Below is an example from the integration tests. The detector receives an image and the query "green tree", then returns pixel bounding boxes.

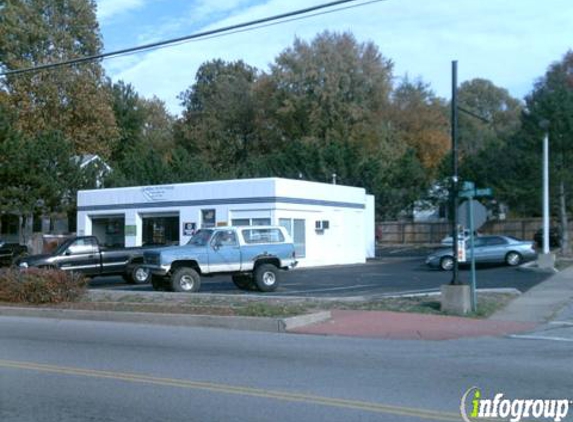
[0,0,118,158]
[524,51,573,254]
[177,59,261,175]
[0,117,82,243]
[110,81,175,163]
[457,78,522,157]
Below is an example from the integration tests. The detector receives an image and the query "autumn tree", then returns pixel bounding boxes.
[0,0,118,158]
[269,31,393,146]
[389,77,449,173]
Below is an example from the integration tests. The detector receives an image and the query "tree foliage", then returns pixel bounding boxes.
[457,78,522,157]
[0,109,81,217]
[0,0,118,158]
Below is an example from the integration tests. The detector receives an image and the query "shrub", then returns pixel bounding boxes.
[0,268,87,304]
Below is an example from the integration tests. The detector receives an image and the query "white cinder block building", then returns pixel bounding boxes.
[77,178,375,268]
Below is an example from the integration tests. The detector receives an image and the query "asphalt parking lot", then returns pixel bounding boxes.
[90,252,552,298]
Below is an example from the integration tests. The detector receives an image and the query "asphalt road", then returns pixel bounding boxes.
[90,256,552,297]
[1,316,572,422]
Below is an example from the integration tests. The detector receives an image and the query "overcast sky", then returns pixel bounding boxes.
[95,0,573,115]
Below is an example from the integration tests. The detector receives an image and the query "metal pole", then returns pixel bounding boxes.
[469,199,477,312]
[451,60,460,284]
[543,132,550,254]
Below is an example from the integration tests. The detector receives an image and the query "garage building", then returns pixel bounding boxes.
[77,177,375,268]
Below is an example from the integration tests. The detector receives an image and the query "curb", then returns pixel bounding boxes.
[0,305,331,333]
[516,260,559,274]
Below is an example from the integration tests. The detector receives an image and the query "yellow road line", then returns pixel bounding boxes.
[0,359,461,421]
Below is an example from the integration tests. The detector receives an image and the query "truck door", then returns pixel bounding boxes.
[57,238,100,276]
[208,230,242,272]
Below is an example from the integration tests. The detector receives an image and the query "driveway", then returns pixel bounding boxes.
[89,256,552,297]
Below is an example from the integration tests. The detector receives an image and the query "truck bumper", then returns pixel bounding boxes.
[285,260,298,270]
[145,265,170,276]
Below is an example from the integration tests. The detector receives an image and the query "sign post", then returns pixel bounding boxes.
[458,182,493,313]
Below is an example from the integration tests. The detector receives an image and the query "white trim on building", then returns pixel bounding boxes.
[77,177,375,268]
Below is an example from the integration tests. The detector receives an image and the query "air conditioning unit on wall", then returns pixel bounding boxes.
[315,220,330,232]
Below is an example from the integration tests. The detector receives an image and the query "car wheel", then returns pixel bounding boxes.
[253,264,280,292]
[232,274,256,291]
[171,268,201,293]
[505,251,522,266]
[440,256,454,271]
[127,265,150,285]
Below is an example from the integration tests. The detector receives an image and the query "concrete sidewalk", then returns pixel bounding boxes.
[290,265,573,340]
[490,265,573,323]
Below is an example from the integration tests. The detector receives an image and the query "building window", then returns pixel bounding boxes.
[279,218,306,258]
[231,217,271,227]
[202,209,216,228]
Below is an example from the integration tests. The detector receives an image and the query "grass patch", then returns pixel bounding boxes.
[234,302,309,318]
[313,292,517,319]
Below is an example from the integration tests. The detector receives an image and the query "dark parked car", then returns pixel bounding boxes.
[426,235,537,271]
[0,240,29,266]
[533,227,561,248]
[16,236,152,284]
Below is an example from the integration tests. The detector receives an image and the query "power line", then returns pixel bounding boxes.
[1,0,386,77]
[108,0,388,60]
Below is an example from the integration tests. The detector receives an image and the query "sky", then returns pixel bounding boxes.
[95,0,573,115]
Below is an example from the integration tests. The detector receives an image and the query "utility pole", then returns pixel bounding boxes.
[542,131,550,255]
[451,60,460,285]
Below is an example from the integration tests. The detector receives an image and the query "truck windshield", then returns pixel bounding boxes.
[53,238,76,255]
[186,230,213,247]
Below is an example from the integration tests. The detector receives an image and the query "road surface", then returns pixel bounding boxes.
[1,316,571,421]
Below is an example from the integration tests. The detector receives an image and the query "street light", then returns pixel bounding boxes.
[538,119,555,269]
[450,60,460,285]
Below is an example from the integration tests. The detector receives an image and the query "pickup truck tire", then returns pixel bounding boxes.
[253,264,280,292]
[171,268,201,293]
[126,265,151,284]
[232,274,256,291]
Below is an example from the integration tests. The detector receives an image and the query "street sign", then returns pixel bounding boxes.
[458,187,493,199]
[475,188,493,197]
[462,181,475,191]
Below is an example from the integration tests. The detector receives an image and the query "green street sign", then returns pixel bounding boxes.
[458,191,474,198]
[475,188,493,197]
[462,181,475,191]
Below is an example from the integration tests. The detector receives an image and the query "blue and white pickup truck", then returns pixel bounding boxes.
[143,226,297,293]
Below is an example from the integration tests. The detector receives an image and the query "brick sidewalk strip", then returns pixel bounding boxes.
[290,310,536,340]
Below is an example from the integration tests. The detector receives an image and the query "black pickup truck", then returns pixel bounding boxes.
[16,236,152,284]
[0,240,29,266]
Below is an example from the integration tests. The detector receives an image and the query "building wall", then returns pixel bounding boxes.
[78,178,373,268]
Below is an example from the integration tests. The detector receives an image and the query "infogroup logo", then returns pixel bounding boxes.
[460,387,571,422]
